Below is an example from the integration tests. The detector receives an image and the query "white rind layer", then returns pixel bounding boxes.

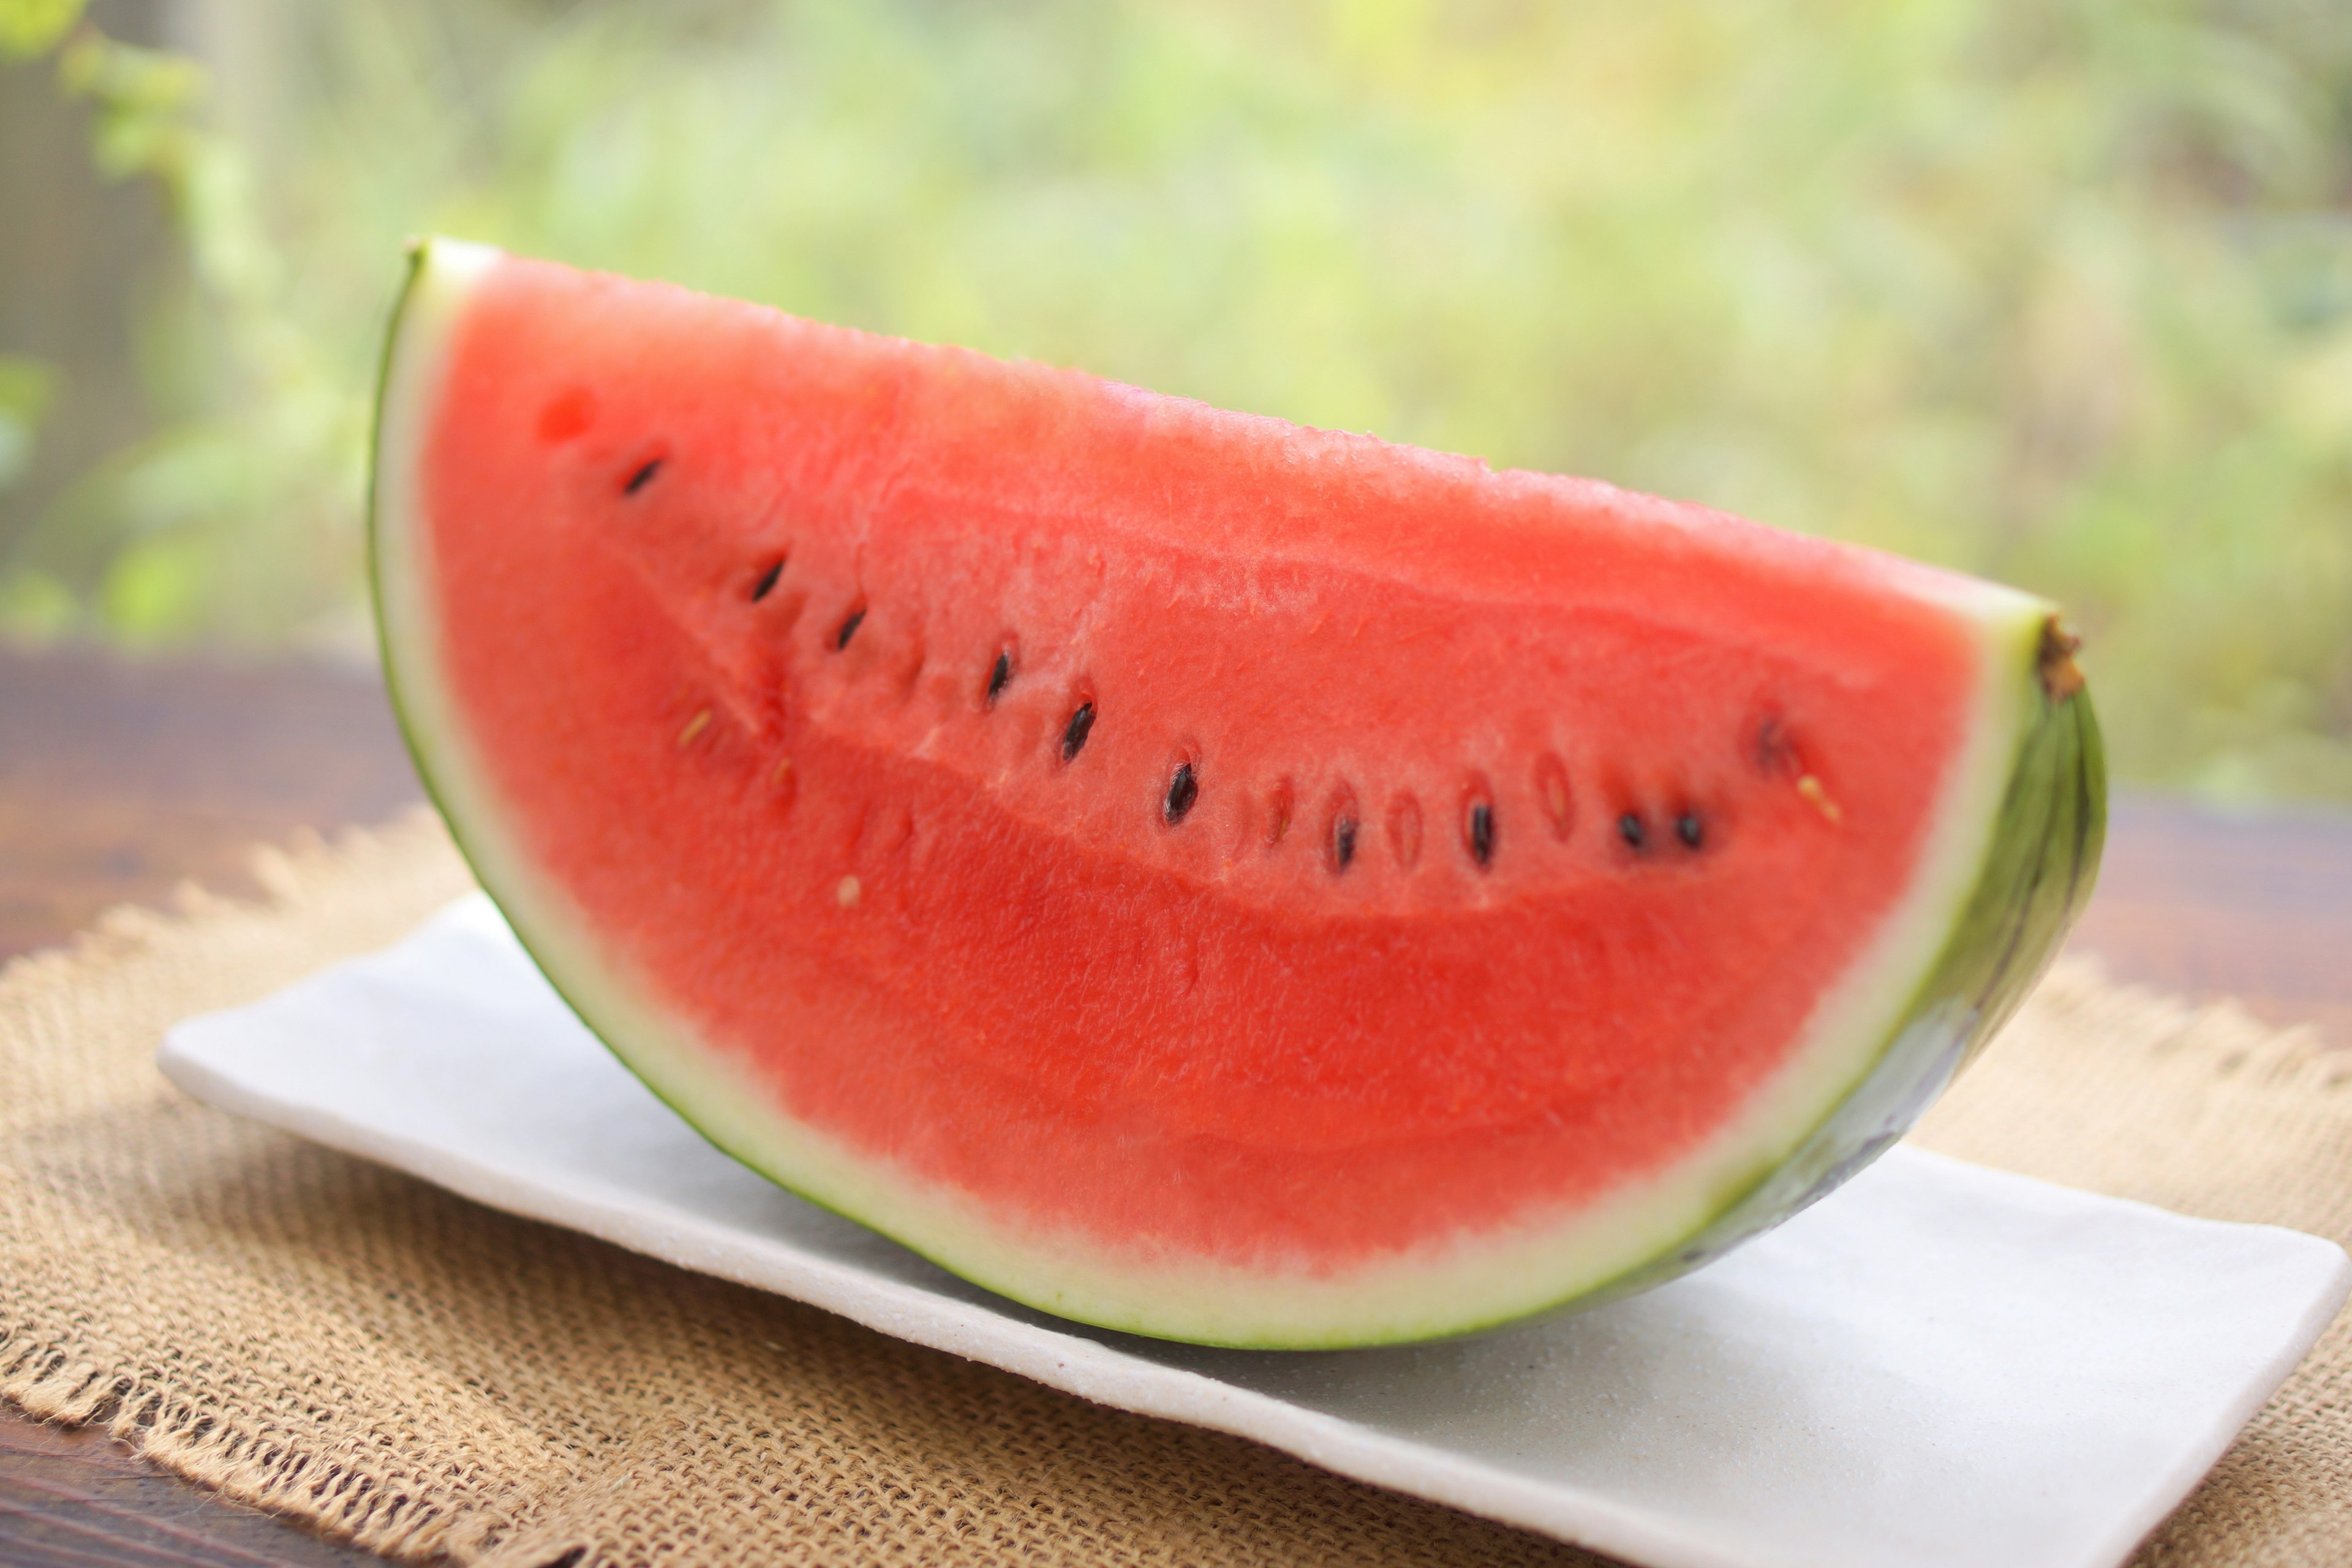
[372,238,2054,1347]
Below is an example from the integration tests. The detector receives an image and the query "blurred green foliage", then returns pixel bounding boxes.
[0,355,54,491]
[0,0,83,58]
[7,0,2351,799]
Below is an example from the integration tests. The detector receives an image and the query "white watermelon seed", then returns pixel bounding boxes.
[676,709,712,748]
[1387,794,1422,870]
[1798,774,1844,823]
[1536,754,1574,839]
[1265,780,1294,845]
[836,875,862,908]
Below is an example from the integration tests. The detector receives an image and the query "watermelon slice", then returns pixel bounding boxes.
[370,239,2102,1348]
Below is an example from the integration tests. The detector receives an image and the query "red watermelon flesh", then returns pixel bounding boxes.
[372,241,2101,1346]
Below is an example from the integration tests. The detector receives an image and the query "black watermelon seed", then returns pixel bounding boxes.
[1332,813,1359,873]
[834,608,865,650]
[750,560,783,601]
[1061,702,1096,763]
[1164,763,1199,824]
[622,458,662,496]
[1618,813,1647,850]
[1676,812,1704,849]
[986,650,1012,706]
[1468,801,1496,868]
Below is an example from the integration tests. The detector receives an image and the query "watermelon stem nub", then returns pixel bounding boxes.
[2037,617,2086,702]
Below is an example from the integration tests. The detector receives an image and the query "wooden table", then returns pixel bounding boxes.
[2,646,2348,1566]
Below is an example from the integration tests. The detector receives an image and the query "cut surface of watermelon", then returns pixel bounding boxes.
[371,239,2103,1347]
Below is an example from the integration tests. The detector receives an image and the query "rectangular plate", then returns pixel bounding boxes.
[159,895,2349,1568]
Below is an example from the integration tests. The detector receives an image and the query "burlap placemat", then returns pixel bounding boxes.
[2,812,2347,1567]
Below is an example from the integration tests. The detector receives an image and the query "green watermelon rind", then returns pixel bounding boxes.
[369,239,2106,1349]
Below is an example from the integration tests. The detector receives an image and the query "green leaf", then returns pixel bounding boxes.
[56,31,210,183]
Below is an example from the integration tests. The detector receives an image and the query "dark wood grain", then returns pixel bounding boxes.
[1,644,2348,1565]
[0,647,423,962]
[2068,796,2352,1051]
[0,1419,369,1568]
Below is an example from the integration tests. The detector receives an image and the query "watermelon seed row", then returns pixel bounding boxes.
[1618,809,1708,854]
[1152,760,1501,878]
[769,599,1723,878]
[970,644,1538,875]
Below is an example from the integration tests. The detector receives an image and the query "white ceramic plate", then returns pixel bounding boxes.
[159,895,2349,1568]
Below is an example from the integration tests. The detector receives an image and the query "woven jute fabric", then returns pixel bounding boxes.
[1,813,2347,1567]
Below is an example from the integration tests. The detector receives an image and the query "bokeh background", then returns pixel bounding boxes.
[5,0,2350,802]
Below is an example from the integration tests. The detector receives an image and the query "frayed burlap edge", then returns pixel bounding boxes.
[0,810,512,1561]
